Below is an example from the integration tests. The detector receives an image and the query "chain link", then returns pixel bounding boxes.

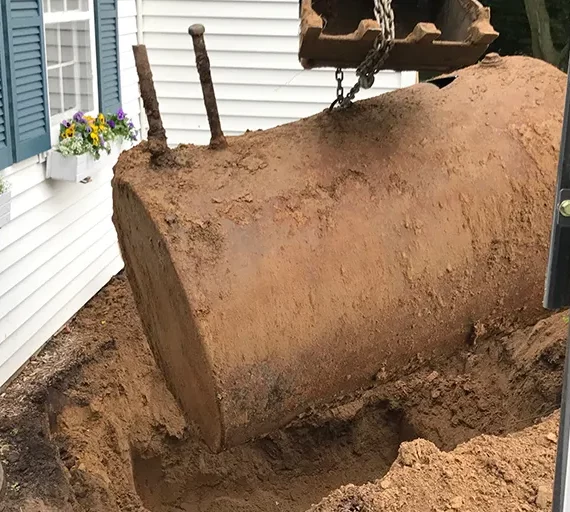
[330,0,395,110]
[329,68,345,110]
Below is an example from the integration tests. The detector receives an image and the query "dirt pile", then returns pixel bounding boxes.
[310,413,559,512]
[0,276,566,511]
[113,54,566,451]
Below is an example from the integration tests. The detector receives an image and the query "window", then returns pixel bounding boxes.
[43,0,98,127]
[0,0,121,169]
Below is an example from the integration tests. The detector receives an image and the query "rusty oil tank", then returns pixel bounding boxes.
[112,55,565,452]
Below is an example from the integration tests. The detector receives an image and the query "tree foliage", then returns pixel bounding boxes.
[483,0,569,70]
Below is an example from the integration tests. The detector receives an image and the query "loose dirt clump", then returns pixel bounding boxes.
[310,413,560,512]
[0,276,566,511]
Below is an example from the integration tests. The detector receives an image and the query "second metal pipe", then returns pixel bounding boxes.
[189,24,227,150]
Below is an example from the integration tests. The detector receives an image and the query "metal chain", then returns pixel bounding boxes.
[331,68,345,109]
[329,0,395,110]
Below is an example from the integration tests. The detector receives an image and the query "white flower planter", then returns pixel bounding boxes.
[46,140,132,183]
[0,189,11,229]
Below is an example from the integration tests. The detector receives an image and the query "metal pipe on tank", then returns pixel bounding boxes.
[189,24,228,150]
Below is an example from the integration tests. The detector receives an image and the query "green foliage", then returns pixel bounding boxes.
[106,108,138,144]
[547,0,570,52]
[0,175,8,195]
[483,0,532,57]
[482,0,569,70]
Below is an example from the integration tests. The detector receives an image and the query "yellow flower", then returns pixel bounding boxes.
[85,115,94,122]
[65,127,74,138]
[97,113,105,124]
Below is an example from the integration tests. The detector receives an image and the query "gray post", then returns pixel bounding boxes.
[545,56,570,512]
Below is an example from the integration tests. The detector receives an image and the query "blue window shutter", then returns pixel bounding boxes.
[0,6,13,170]
[95,0,121,114]
[4,0,51,163]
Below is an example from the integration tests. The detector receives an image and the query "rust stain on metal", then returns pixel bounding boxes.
[132,44,176,168]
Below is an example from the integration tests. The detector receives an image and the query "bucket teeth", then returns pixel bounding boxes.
[298,0,498,72]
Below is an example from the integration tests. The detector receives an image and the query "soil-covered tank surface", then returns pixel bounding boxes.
[0,274,566,511]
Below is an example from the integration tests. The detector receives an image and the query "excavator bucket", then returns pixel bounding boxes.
[299,0,499,71]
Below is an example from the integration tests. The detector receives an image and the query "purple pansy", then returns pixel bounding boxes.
[73,111,85,123]
[117,108,125,121]
[61,120,71,128]
[108,120,116,129]
[86,126,92,134]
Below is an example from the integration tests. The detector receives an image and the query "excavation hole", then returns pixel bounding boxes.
[132,400,417,512]
[126,317,563,512]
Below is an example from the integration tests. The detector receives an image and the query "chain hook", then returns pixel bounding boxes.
[359,74,375,90]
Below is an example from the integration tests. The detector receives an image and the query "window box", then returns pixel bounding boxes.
[0,188,11,229]
[46,139,131,183]
[46,108,138,183]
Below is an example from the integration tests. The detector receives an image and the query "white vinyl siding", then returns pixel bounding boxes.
[0,0,139,388]
[141,0,417,146]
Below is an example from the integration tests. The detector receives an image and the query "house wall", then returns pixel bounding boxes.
[0,0,140,388]
[140,0,417,146]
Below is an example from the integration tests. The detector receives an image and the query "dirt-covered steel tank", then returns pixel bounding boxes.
[112,55,565,452]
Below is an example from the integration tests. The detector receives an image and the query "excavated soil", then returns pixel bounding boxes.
[0,275,566,511]
[310,412,562,512]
